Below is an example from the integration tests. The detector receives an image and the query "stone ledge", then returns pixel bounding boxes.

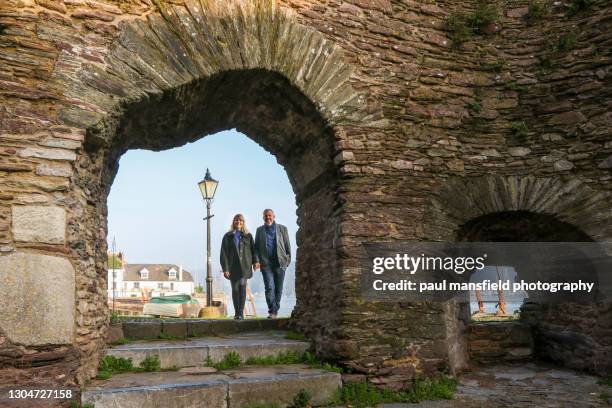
[118,318,291,340]
[106,331,309,369]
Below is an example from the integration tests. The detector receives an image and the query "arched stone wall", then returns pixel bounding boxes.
[0,0,378,389]
[1,0,611,396]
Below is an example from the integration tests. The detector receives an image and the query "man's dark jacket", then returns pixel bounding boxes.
[255,223,291,269]
[220,231,258,280]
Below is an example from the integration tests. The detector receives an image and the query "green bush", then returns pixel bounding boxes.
[480,59,506,72]
[99,355,133,374]
[245,350,302,366]
[212,351,242,370]
[528,0,549,23]
[553,31,578,52]
[447,1,499,45]
[447,14,473,45]
[109,311,120,325]
[139,355,161,372]
[568,0,593,15]
[405,377,458,402]
[284,331,308,341]
[510,121,529,141]
[331,377,458,407]
[292,389,312,408]
[598,376,612,387]
[466,0,499,33]
[70,402,95,408]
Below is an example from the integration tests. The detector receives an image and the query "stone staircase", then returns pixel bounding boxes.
[82,330,341,408]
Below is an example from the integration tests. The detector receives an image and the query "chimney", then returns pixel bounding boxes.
[179,265,183,281]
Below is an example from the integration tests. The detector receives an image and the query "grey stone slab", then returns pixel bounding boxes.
[82,371,229,408]
[0,251,74,345]
[122,321,162,340]
[227,365,341,407]
[162,320,188,337]
[83,364,340,408]
[11,205,66,244]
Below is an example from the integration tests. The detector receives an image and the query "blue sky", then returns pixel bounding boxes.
[107,129,298,290]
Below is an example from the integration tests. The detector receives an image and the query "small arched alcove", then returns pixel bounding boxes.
[427,176,611,375]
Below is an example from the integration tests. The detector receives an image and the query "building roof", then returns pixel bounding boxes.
[123,264,194,282]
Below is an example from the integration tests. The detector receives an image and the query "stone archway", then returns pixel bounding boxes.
[0,0,376,389]
[426,175,612,374]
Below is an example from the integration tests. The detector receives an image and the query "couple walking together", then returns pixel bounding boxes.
[220,209,291,320]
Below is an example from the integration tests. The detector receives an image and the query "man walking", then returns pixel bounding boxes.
[255,209,291,319]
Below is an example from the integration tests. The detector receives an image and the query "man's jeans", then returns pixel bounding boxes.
[261,265,285,315]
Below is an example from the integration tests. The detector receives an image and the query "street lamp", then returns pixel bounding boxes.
[198,168,219,307]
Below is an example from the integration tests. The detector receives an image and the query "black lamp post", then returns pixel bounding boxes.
[198,169,219,307]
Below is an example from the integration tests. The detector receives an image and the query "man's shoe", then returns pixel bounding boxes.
[270,313,277,319]
[237,315,244,320]
[233,316,240,320]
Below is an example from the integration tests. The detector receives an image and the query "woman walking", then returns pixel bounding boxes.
[220,214,259,320]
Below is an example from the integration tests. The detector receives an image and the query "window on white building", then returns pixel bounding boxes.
[168,268,177,280]
[134,282,140,289]
[158,282,164,289]
[170,283,174,291]
[140,268,149,280]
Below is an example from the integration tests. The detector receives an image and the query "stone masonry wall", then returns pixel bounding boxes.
[0,0,611,399]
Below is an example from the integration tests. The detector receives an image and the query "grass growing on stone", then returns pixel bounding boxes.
[158,330,185,341]
[510,121,530,142]
[97,355,134,379]
[111,337,131,345]
[567,0,593,15]
[598,376,612,386]
[551,31,579,53]
[206,350,343,373]
[244,404,281,408]
[527,0,549,23]
[447,0,499,45]
[97,355,164,379]
[210,351,243,370]
[292,389,313,408]
[284,331,309,341]
[329,377,457,407]
[245,350,303,365]
[139,355,161,372]
[70,402,95,408]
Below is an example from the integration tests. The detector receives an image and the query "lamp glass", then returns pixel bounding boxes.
[198,170,218,200]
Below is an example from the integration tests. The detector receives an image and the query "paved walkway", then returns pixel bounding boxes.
[378,363,611,407]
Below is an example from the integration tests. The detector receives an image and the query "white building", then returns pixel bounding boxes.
[108,263,195,299]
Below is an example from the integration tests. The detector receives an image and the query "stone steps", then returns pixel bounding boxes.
[116,317,291,341]
[106,331,309,369]
[82,365,341,408]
